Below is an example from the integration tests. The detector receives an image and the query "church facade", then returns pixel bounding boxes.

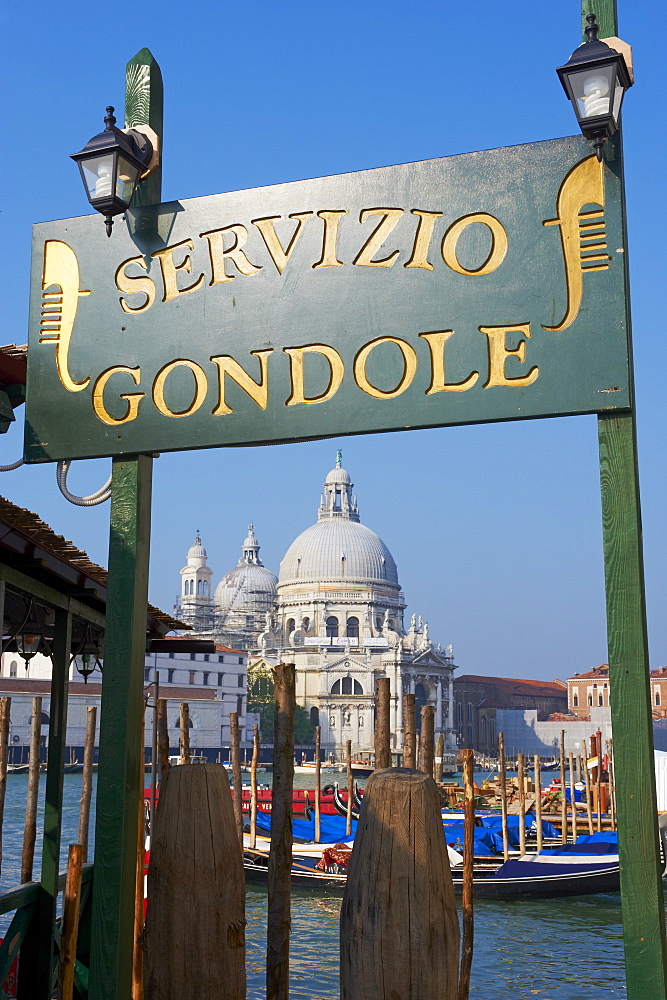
[175,455,458,753]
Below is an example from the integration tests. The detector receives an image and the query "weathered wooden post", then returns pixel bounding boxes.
[230,712,243,844]
[346,739,353,837]
[156,698,169,779]
[78,705,96,862]
[340,768,459,1000]
[568,751,577,843]
[421,705,435,777]
[596,729,603,833]
[250,723,260,849]
[314,725,322,843]
[559,730,567,843]
[459,749,475,1000]
[374,678,391,770]
[0,696,10,874]
[21,695,42,882]
[533,755,543,851]
[179,702,190,765]
[267,662,295,1000]
[403,693,416,769]
[498,732,509,861]
[435,733,444,783]
[59,843,84,1000]
[582,739,594,836]
[144,765,245,999]
[517,752,526,856]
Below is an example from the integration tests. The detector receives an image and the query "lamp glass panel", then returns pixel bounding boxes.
[567,64,615,120]
[80,153,116,203]
[116,156,141,204]
[612,80,625,124]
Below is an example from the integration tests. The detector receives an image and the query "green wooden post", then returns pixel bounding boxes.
[88,456,153,999]
[587,0,667,996]
[18,608,71,1000]
[88,51,161,1000]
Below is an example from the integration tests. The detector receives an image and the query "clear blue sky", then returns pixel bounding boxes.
[2,1,665,681]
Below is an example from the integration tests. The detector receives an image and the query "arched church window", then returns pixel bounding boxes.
[303,617,310,631]
[342,676,352,695]
[376,616,383,630]
[346,616,359,638]
[331,680,341,695]
[197,580,202,595]
[326,616,339,638]
[287,618,295,635]
[353,680,363,695]
[310,706,319,726]
[203,581,208,596]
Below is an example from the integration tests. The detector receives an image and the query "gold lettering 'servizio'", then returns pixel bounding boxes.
[200,225,262,284]
[116,256,157,313]
[353,209,404,267]
[441,214,508,276]
[152,240,206,302]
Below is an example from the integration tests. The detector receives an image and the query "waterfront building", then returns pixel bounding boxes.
[453,675,568,753]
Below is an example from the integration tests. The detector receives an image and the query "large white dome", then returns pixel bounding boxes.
[279,519,398,586]
[278,458,399,589]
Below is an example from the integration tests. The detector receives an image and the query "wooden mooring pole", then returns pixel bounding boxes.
[250,724,260,849]
[314,725,321,843]
[346,739,353,837]
[267,662,295,1000]
[533,755,543,852]
[230,712,243,845]
[157,698,169,779]
[374,677,391,770]
[144,765,245,1000]
[58,843,84,1000]
[568,751,577,845]
[459,749,475,1000]
[179,702,190,766]
[340,768,459,1000]
[421,705,435,777]
[0,696,10,875]
[403,693,416,769]
[517,753,526,857]
[78,705,96,863]
[559,730,567,843]
[21,695,42,882]
[498,732,509,861]
[582,739,594,836]
[435,733,444,783]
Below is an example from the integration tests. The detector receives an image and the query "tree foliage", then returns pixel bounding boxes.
[247,662,315,744]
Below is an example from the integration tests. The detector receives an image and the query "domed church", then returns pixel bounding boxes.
[175,453,457,754]
[258,452,456,753]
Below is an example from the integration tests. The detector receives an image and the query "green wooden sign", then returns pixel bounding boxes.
[25,134,629,462]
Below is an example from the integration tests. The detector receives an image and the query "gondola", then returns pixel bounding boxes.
[243,843,621,899]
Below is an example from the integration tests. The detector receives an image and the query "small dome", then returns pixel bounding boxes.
[188,534,206,559]
[213,524,277,613]
[214,562,278,611]
[324,466,351,485]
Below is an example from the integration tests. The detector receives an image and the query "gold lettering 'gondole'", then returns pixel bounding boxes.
[90,326,539,426]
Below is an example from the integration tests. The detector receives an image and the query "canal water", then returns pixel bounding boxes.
[1,773,628,998]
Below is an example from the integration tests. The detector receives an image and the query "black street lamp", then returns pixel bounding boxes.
[71,107,158,236]
[557,14,632,160]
